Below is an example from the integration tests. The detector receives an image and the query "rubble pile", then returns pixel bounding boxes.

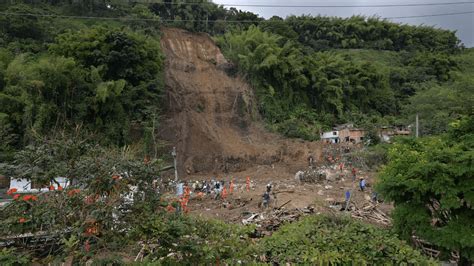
[351,202,391,226]
[295,169,326,183]
[241,204,315,235]
[295,167,343,183]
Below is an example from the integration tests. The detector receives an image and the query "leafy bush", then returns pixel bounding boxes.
[259,215,434,264]
[0,248,31,265]
[135,214,256,264]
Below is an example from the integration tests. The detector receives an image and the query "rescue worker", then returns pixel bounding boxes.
[262,191,270,208]
[351,167,357,181]
[359,177,366,192]
[221,185,228,200]
[266,183,272,193]
[214,181,222,200]
[229,179,234,194]
[344,190,351,211]
[180,196,189,213]
[308,154,314,169]
[184,184,191,198]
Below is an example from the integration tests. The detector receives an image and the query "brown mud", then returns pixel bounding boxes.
[158,28,391,227]
[159,27,321,177]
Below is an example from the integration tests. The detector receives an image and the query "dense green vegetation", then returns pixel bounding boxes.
[216,26,470,139]
[0,4,165,161]
[377,116,474,263]
[259,215,433,264]
[1,1,473,264]
[1,1,471,144]
[282,15,461,52]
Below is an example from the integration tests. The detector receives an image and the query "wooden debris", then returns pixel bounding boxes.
[350,203,391,226]
[241,206,315,235]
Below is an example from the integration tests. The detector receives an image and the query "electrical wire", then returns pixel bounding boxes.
[0,10,473,22]
[387,10,474,19]
[167,1,474,8]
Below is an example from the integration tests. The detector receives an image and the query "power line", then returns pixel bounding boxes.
[121,1,474,8]
[197,1,474,8]
[387,10,474,19]
[0,10,473,22]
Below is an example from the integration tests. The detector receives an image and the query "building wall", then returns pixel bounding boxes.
[321,130,340,143]
[339,129,366,143]
[321,131,339,139]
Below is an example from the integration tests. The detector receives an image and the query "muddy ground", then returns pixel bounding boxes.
[158,27,391,229]
[161,159,392,229]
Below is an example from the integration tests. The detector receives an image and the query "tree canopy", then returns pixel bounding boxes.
[0,25,164,160]
[376,115,474,262]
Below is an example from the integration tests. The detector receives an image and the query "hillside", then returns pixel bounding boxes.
[159,28,320,176]
[0,1,473,264]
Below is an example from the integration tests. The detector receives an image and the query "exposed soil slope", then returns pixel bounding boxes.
[159,28,320,177]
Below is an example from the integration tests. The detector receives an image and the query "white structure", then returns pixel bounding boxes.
[9,178,32,192]
[321,130,340,143]
[9,177,70,193]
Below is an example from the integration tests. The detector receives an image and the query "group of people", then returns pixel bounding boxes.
[176,176,252,202]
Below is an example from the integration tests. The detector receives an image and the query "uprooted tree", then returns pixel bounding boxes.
[376,115,474,264]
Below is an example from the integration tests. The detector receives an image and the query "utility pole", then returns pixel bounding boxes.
[416,114,419,138]
[171,147,178,183]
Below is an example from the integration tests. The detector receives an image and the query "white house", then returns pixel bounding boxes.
[321,130,340,143]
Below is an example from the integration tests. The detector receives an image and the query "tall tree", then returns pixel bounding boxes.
[376,115,474,263]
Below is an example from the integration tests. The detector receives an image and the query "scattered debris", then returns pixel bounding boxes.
[351,203,391,226]
[241,206,315,235]
[296,169,327,183]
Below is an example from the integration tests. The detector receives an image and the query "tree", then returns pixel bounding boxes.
[376,115,474,263]
[0,131,164,253]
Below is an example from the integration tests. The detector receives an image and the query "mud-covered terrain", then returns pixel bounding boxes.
[159,28,320,177]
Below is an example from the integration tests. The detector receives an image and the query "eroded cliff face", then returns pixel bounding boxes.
[159,27,320,176]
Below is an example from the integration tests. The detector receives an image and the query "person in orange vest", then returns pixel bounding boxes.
[180,196,189,213]
[197,191,205,200]
[229,179,234,194]
[184,184,191,198]
[221,186,227,200]
[246,176,250,192]
[351,167,357,181]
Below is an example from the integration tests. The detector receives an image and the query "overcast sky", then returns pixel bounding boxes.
[213,0,474,47]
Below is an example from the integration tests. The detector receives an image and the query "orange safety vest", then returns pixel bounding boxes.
[229,181,234,194]
[180,197,189,213]
[222,186,227,199]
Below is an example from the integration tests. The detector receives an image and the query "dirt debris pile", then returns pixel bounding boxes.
[159,27,320,176]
